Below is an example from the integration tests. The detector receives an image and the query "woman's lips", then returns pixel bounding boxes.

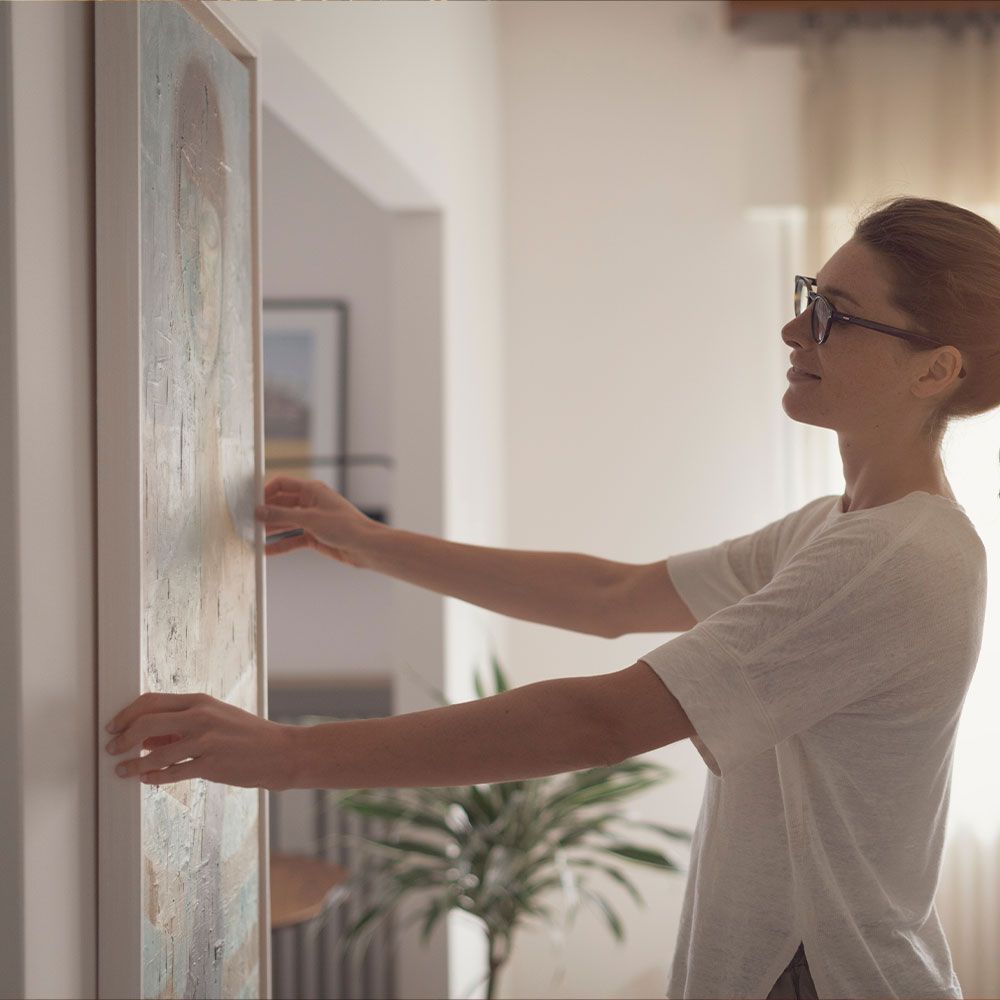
[787,367,820,381]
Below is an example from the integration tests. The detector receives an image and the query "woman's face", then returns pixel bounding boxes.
[780,238,934,436]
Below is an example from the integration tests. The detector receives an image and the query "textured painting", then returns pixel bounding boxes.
[139,2,260,996]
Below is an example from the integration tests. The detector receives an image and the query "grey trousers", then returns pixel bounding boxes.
[766,942,819,999]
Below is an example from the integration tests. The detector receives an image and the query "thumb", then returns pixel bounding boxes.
[256,503,317,527]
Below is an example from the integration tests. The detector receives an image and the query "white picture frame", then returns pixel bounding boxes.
[95,2,270,996]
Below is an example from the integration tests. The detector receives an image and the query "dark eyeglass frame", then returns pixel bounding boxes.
[794,275,965,379]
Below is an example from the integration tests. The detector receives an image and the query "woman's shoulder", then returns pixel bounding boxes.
[803,491,986,589]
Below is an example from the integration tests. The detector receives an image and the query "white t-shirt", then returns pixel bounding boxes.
[638,491,987,1000]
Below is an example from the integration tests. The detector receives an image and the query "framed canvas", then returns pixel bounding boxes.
[262,299,349,495]
[95,2,271,997]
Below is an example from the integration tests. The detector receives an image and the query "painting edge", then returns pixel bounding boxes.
[95,2,270,996]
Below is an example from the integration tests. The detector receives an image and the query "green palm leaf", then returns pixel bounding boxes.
[489,652,509,694]
[588,841,682,871]
[338,894,399,959]
[509,886,558,921]
[566,857,645,908]
[551,774,667,811]
[535,760,669,821]
[473,667,488,701]
[579,886,625,942]
[330,790,453,835]
[349,833,453,862]
[519,874,563,898]
[419,894,452,944]
[466,782,502,825]
[554,813,615,848]
[614,817,693,842]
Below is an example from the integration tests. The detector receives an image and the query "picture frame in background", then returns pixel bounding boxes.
[96,2,271,996]
[261,299,392,523]
[262,298,349,495]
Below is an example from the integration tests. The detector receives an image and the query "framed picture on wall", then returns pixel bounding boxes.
[95,2,271,997]
[262,299,349,495]
[261,299,392,522]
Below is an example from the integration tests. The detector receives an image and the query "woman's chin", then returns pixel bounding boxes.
[781,395,828,428]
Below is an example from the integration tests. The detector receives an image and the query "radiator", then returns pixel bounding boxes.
[269,681,398,1000]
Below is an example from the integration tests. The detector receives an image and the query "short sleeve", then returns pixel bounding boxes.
[641,510,933,777]
[666,503,817,622]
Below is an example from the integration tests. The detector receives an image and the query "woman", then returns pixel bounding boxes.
[106,197,1000,999]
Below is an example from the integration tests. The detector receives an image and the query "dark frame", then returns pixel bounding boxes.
[262,297,394,522]
[262,297,351,493]
[794,275,966,378]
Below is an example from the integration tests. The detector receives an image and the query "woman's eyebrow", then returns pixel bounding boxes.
[814,274,862,309]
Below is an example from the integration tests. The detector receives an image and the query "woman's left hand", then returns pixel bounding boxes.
[104,692,299,790]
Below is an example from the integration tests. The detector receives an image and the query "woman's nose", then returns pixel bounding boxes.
[781,312,811,349]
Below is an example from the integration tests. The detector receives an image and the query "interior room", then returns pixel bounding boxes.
[3,1,999,998]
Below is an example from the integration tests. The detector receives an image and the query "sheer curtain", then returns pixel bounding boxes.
[794,10,1000,996]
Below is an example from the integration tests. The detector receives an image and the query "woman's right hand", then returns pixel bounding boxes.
[255,476,378,568]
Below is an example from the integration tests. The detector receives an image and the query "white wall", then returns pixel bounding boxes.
[260,107,397,683]
[3,3,97,997]
[498,3,801,997]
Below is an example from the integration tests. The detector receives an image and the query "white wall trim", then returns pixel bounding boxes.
[245,29,437,213]
[94,5,146,994]
[0,2,25,995]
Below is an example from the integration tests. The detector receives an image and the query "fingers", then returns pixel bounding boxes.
[257,496,326,556]
[113,738,201,780]
[256,501,300,525]
[264,476,308,501]
[105,691,209,737]
[263,477,325,509]
[263,533,308,556]
[105,706,206,755]
[256,493,304,525]
[255,502,309,524]
[143,733,184,750]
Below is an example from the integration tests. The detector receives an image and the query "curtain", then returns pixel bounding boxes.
[795,10,1000,996]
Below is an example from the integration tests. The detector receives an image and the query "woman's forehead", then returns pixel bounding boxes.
[818,240,892,311]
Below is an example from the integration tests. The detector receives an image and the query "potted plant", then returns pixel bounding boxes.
[317,654,691,1000]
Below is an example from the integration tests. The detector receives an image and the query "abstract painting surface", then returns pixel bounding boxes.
[139,3,259,996]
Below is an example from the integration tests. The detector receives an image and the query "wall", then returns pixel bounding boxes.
[260,107,396,683]
[3,2,97,997]
[498,3,801,997]
[260,103,455,997]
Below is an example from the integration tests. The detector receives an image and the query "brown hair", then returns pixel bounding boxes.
[852,196,1000,443]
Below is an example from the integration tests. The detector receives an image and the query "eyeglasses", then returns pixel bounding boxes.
[794,275,965,378]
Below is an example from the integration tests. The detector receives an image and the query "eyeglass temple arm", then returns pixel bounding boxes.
[797,276,967,379]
